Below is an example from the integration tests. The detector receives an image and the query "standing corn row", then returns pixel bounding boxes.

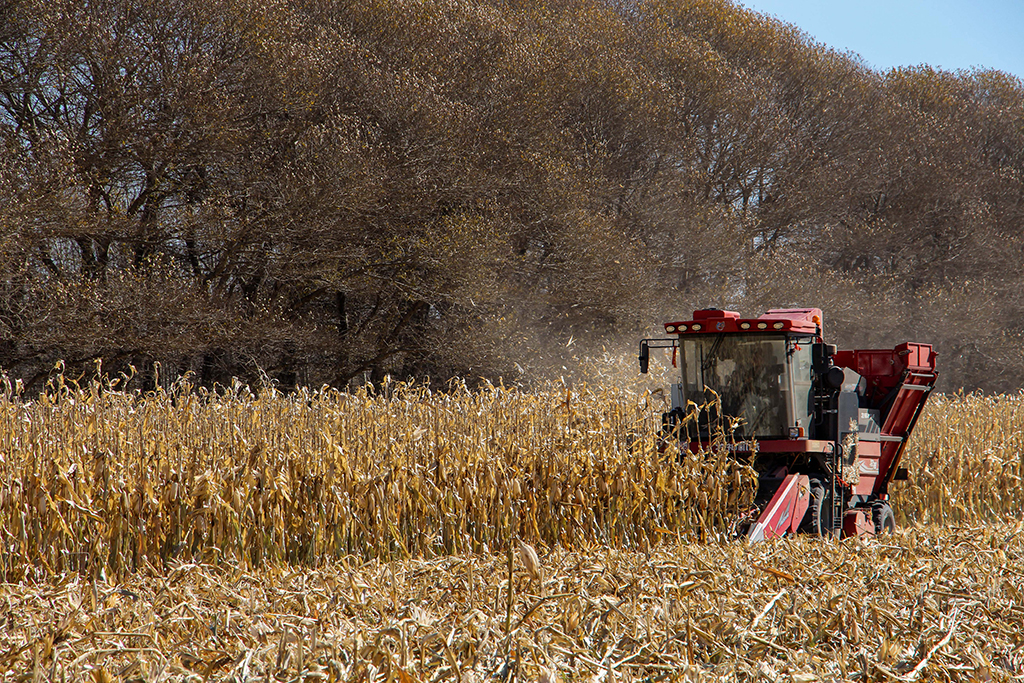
[894,392,1024,524]
[0,376,755,578]
[1,375,1018,579]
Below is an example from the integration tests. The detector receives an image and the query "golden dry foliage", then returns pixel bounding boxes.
[2,374,1022,580]
[0,376,756,577]
[0,526,1021,681]
[896,392,1024,525]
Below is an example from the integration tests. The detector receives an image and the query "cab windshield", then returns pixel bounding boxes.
[680,335,790,439]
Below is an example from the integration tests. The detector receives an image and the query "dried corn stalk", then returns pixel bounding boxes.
[0,375,754,576]
[0,374,1018,578]
[0,525,1019,681]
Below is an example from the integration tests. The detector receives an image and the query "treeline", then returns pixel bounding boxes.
[1,0,1022,392]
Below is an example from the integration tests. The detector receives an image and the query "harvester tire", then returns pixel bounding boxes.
[799,478,826,536]
[873,503,896,534]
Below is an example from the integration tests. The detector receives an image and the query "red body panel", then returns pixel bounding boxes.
[756,439,833,454]
[686,439,834,455]
[665,308,823,336]
[843,509,874,537]
[748,474,810,542]
[853,440,882,495]
[834,343,937,496]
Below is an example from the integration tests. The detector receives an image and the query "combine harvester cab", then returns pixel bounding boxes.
[639,308,937,540]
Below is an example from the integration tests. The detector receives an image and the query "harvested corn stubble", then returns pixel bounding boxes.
[0,525,1021,681]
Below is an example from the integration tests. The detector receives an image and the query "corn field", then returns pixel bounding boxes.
[0,375,759,579]
[892,392,1024,524]
[2,377,1024,680]
[1,527,1021,681]
[1,375,1022,579]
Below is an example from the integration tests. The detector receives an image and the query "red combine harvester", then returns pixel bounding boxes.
[638,308,937,540]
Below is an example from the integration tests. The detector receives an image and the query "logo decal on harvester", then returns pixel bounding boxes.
[859,459,879,474]
[713,441,758,453]
[716,321,725,330]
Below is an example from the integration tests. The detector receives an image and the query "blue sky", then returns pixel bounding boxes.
[739,0,1024,79]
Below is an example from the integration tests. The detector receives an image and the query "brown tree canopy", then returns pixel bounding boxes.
[1,0,1022,392]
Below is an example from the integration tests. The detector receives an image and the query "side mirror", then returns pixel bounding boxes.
[812,343,837,374]
[638,341,649,374]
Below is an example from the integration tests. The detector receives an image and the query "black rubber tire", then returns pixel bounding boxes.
[873,502,896,534]
[799,478,826,536]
